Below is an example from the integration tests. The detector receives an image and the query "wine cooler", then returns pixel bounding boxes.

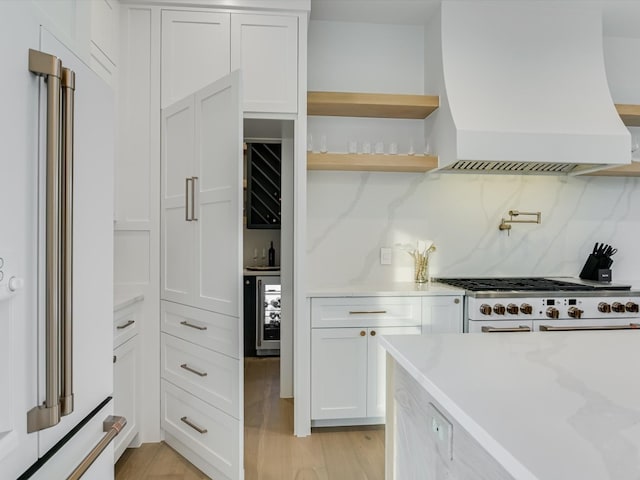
[256,276,280,356]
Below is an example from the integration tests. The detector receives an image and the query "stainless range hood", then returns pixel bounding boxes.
[426,1,631,174]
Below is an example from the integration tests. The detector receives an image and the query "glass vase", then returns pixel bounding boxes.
[414,253,429,283]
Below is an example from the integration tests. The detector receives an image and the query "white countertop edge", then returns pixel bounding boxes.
[307,282,465,297]
[380,336,538,480]
[114,293,144,312]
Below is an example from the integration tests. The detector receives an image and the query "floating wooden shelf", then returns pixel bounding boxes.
[616,104,640,127]
[308,92,439,119]
[307,152,438,173]
[584,161,640,177]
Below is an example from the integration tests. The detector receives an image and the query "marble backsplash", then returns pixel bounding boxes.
[306,171,640,289]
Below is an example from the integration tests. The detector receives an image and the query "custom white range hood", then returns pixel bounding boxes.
[426,1,631,174]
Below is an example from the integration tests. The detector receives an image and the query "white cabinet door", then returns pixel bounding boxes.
[161,71,243,479]
[311,328,368,420]
[367,326,421,418]
[231,14,298,113]
[161,10,230,108]
[161,95,196,306]
[422,296,463,333]
[113,336,139,462]
[193,75,242,316]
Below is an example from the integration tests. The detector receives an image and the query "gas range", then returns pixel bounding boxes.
[436,277,640,333]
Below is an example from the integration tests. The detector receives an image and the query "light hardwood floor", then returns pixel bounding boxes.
[116,357,385,480]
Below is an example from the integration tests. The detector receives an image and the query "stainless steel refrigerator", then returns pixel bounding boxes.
[0,5,122,478]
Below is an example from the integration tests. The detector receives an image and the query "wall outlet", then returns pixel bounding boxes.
[380,247,392,265]
[429,403,453,461]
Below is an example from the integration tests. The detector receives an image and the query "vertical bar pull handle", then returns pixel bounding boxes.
[27,48,63,433]
[185,177,192,222]
[191,177,198,221]
[60,66,75,417]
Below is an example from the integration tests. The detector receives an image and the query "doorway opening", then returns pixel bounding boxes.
[242,118,294,399]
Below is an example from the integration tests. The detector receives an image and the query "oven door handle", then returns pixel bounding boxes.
[481,325,531,333]
[539,323,640,332]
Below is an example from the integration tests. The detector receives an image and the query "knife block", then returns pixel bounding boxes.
[579,253,613,282]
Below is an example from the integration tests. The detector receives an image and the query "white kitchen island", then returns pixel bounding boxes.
[381,331,640,480]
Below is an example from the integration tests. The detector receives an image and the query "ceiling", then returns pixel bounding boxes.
[309,0,640,38]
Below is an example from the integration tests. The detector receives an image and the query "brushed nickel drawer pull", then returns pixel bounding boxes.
[181,416,207,434]
[180,320,207,331]
[349,310,387,315]
[116,319,135,330]
[180,363,207,377]
[481,325,531,333]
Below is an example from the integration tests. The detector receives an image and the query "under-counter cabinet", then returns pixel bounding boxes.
[161,10,298,113]
[113,295,143,462]
[310,297,422,425]
[310,293,463,426]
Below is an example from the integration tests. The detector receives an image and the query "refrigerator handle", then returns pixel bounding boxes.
[60,67,75,417]
[27,49,63,433]
[67,416,127,480]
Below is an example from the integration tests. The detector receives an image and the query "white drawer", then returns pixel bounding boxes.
[114,302,140,348]
[311,296,422,328]
[161,300,239,358]
[161,379,239,480]
[161,333,239,418]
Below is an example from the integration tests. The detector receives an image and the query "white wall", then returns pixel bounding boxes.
[306,20,640,289]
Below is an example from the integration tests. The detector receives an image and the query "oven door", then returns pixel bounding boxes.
[468,320,533,333]
[533,319,640,332]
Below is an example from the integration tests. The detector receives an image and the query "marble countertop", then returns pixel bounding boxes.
[380,331,640,480]
[307,281,464,297]
[114,290,144,311]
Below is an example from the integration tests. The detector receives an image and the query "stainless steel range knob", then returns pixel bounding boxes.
[626,302,639,313]
[546,307,559,319]
[598,302,611,313]
[493,304,506,315]
[612,302,625,313]
[567,306,583,319]
[479,304,492,315]
[506,303,519,315]
[520,303,533,315]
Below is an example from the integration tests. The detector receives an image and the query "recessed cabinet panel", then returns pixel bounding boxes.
[161,379,239,480]
[162,333,239,417]
[311,328,368,420]
[161,10,231,108]
[161,300,239,359]
[231,14,298,113]
[422,296,463,333]
[114,336,139,461]
[246,143,281,229]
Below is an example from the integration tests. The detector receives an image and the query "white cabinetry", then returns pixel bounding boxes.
[310,297,422,425]
[89,0,119,85]
[161,9,298,113]
[310,294,463,426]
[161,10,230,108]
[113,296,143,462]
[231,14,298,113]
[422,295,463,333]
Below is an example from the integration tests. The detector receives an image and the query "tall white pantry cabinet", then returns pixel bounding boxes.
[116,0,308,477]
